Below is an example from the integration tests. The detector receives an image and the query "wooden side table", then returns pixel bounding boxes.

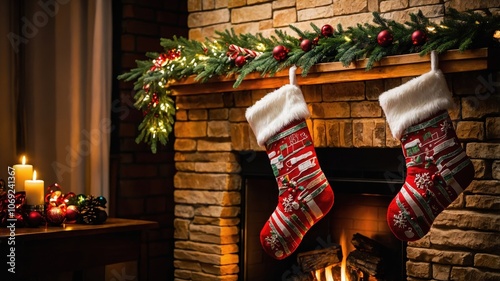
[0,218,158,281]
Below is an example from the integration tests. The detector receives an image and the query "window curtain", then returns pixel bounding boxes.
[2,0,112,200]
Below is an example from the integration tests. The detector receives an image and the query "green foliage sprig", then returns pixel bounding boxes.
[118,9,500,153]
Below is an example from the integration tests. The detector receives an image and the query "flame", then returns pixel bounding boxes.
[325,265,334,281]
[32,170,37,181]
[315,268,322,280]
[339,230,348,281]
[22,155,26,165]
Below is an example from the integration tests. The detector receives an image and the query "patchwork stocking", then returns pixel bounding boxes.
[245,66,334,259]
[379,52,474,241]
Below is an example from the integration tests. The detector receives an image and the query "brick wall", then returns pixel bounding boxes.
[186,0,500,40]
[172,71,500,280]
[114,0,188,279]
[177,1,500,281]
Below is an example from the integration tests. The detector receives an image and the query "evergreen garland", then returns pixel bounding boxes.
[118,9,500,153]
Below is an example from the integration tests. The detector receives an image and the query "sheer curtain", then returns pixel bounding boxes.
[2,0,112,200]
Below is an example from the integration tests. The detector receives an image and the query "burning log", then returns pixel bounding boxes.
[297,244,343,273]
[347,233,388,278]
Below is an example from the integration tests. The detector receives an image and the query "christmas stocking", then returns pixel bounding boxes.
[379,52,474,241]
[245,66,334,259]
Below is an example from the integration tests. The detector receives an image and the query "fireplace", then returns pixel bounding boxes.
[240,148,406,281]
[170,50,500,281]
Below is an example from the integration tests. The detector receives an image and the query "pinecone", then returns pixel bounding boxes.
[78,195,108,224]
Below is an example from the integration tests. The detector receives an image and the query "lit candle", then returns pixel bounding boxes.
[13,156,33,192]
[25,170,45,205]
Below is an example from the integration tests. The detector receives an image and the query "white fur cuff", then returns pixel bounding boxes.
[246,84,310,146]
[379,69,453,139]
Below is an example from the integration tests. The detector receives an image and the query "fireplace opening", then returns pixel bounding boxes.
[240,148,407,281]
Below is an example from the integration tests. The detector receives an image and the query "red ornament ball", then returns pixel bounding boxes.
[377,30,394,47]
[27,211,44,227]
[65,205,79,222]
[272,45,289,61]
[300,39,312,52]
[321,24,334,37]
[46,206,66,226]
[235,55,247,67]
[411,30,427,46]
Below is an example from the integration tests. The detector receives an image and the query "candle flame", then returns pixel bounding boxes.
[22,155,26,165]
[33,170,37,181]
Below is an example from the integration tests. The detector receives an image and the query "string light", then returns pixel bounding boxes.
[494,30,500,40]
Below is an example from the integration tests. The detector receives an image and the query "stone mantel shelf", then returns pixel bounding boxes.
[169,48,498,96]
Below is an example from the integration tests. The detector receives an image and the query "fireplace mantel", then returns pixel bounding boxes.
[169,48,497,96]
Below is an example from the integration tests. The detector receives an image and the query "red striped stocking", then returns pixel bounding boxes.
[379,52,474,241]
[245,67,334,259]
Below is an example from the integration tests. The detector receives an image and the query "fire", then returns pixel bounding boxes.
[315,230,349,281]
[339,230,348,281]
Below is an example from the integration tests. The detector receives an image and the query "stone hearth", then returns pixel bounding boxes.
[170,51,500,281]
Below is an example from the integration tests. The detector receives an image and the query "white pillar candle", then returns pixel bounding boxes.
[13,156,33,192]
[25,170,45,205]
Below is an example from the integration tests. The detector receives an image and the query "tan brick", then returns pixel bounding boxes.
[309,102,350,118]
[174,260,202,271]
[325,119,353,147]
[461,95,500,119]
[202,0,215,9]
[174,249,238,265]
[197,139,232,151]
[215,0,228,8]
[451,267,500,281]
[430,228,500,252]
[406,247,473,265]
[198,22,233,38]
[298,5,333,21]
[486,117,500,139]
[194,206,240,217]
[380,0,409,13]
[433,264,452,280]
[174,269,192,279]
[174,121,207,138]
[176,109,188,121]
[192,216,240,227]
[475,253,500,270]
[174,172,241,190]
[174,219,190,239]
[493,161,500,180]
[366,80,384,100]
[334,0,368,15]
[174,152,238,162]
[302,85,322,102]
[209,108,229,120]
[406,261,431,279]
[189,109,208,120]
[175,190,241,206]
[208,121,231,137]
[351,101,382,118]
[258,19,273,30]
[175,205,195,218]
[201,264,239,275]
[446,0,500,11]
[228,108,246,122]
[194,162,241,173]
[228,0,245,8]
[409,0,442,7]
[273,0,296,9]
[188,0,202,11]
[175,138,197,151]
[368,0,379,11]
[466,180,500,195]
[352,119,386,147]
[273,8,297,27]
[189,28,203,41]
[176,94,225,109]
[188,9,230,28]
[465,194,500,209]
[466,143,500,159]
[296,0,332,10]
[233,21,260,35]
[313,120,327,147]
[385,122,401,147]
[448,97,461,121]
[230,123,250,150]
[322,82,365,101]
[383,5,444,23]
[471,159,491,179]
[433,209,500,231]
[456,121,484,140]
[231,3,272,24]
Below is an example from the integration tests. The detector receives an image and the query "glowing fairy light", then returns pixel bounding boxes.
[256,43,265,51]
[344,36,351,42]
[494,30,500,40]
[426,26,436,33]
